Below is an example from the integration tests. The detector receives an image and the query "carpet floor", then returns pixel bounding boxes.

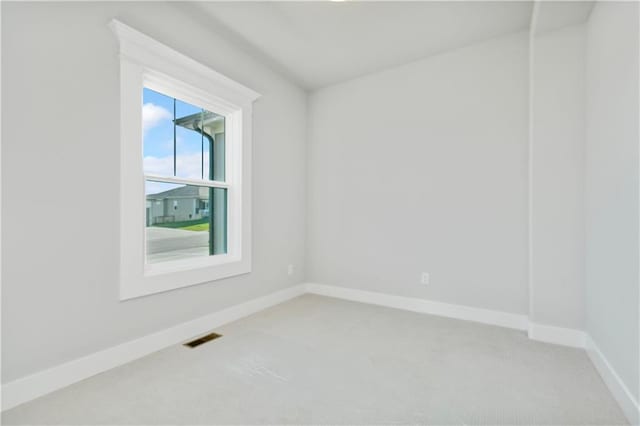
[2,294,628,425]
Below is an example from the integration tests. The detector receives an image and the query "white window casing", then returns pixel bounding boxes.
[110,20,260,300]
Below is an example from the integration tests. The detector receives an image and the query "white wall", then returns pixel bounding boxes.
[307,32,529,315]
[1,2,307,383]
[585,1,639,401]
[530,24,586,330]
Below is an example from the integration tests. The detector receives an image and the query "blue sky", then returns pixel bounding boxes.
[143,88,211,193]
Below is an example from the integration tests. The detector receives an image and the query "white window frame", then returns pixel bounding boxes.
[111,20,260,300]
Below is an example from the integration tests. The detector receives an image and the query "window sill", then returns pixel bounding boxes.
[144,253,241,277]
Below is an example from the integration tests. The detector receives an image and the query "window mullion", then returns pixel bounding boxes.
[173,98,177,176]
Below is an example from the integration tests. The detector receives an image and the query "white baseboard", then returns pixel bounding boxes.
[305,282,529,331]
[1,284,307,412]
[527,322,586,348]
[3,281,633,424]
[305,283,637,422]
[585,336,640,425]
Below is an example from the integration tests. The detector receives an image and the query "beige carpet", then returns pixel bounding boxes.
[2,294,628,425]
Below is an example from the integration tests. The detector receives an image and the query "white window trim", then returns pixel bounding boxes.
[110,20,260,300]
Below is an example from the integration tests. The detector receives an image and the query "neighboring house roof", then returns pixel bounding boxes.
[147,185,209,200]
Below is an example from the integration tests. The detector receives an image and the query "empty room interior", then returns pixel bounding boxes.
[1,0,639,424]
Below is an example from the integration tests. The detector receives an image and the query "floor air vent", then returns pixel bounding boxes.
[184,332,222,348]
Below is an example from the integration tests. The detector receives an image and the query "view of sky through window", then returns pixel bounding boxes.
[143,88,212,194]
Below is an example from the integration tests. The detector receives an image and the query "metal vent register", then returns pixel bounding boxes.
[184,332,222,348]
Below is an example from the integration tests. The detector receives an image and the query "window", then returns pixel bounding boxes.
[143,88,228,264]
[112,20,260,300]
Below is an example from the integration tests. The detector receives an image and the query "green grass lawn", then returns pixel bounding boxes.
[181,223,209,232]
[152,217,209,232]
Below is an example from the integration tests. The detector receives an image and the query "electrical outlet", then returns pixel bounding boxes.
[420,272,430,285]
[287,264,294,276]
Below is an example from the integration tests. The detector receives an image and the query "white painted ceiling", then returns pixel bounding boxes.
[186,2,593,91]
[188,1,534,90]
[534,1,594,34]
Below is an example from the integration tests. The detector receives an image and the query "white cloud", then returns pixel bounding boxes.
[144,154,210,194]
[142,103,172,133]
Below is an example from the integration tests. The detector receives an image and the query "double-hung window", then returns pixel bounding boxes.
[143,88,228,263]
[111,20,260,300]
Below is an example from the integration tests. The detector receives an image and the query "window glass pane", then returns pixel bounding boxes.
[175,99,203,180]
[142,88,175,177]
[145,180,227,264]
[143,87,225,182]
